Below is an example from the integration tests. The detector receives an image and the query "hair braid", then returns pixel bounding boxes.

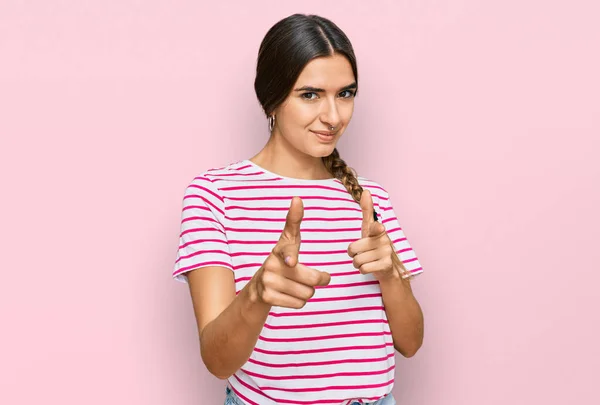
[322,148,363,203]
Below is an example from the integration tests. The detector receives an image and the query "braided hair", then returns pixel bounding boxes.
[322,148,363,203]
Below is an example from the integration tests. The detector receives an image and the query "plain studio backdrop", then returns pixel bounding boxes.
[1,1,599,404]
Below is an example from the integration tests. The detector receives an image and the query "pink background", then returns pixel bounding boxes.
[1,1,599,404]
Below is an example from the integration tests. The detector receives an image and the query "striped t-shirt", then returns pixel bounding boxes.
[172,159,424,405]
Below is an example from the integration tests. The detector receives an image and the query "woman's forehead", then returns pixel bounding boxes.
[295,55,355,89]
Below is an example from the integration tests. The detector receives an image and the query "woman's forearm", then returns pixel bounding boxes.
[379,269,424,357]
[199,278,271,379]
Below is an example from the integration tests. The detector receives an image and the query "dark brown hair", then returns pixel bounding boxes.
[254,13,364,203]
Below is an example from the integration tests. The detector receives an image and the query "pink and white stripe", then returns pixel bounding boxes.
[173,160,424,404]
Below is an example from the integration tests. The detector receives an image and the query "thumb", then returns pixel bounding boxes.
[316,270,332,286]
[360,189,375,238]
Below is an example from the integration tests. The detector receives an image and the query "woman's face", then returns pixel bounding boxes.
[273,53,356,158]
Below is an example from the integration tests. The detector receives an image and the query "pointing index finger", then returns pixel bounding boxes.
[280,196,303,243]
[272,196,304,266]
[360,189,375,238]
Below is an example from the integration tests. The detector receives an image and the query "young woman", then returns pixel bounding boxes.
[173,13,425,405]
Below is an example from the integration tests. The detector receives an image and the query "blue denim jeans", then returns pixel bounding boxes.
[224,385,396,405]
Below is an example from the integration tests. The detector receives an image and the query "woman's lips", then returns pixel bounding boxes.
[311,130,338,143]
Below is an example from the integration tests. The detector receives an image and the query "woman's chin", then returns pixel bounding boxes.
[309,143,338,158]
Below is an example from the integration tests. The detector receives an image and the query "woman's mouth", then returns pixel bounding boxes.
[311,130,338,143]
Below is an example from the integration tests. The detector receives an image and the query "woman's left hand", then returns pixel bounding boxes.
[347,190,409,282]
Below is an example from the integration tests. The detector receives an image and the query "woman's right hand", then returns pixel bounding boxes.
[250,196,331,309]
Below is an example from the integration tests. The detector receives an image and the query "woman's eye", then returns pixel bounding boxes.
[301,92,318,100]
[339,90,356,98]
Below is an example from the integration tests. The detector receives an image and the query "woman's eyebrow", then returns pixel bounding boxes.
[294,82,357,92]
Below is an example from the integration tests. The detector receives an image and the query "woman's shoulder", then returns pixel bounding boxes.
[356,175,390,197]
[184,160,265,195]
[186,159,255,185]
[193,159,250,180]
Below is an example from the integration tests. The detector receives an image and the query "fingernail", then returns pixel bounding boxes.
[284,256,291,265]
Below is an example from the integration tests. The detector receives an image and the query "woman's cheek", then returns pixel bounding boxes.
[296,102,318,123]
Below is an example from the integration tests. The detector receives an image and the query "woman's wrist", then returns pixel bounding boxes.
[239,275,272,326]
[379,261,412,293]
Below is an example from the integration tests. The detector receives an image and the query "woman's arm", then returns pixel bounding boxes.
[349,189,425,357]
[188,267,271,380]
[378,271,424,357]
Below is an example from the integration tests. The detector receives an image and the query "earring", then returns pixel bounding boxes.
[268,115,275,132]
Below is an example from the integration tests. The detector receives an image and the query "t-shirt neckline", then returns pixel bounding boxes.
[243,159,339,183]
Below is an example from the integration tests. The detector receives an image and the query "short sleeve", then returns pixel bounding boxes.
[172,175,233,284]
[377,188,424,280]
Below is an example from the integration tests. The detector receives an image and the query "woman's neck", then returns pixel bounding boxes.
[250,136,333,181]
